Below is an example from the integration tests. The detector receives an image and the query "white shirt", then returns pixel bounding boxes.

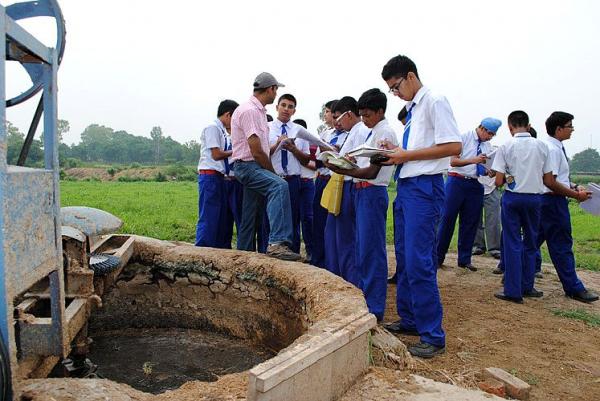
[449,130,492,178]
[340,121,370,182]
[198,119,227,173]
[269,119,310,176]
[317,129,349,176]
[399,87,462,179]
[543,136,570,192]
[355,119,398,186]
[478,174,496,196]
[492,132,551,194]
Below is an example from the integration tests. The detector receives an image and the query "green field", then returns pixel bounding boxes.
[60,180,600,271]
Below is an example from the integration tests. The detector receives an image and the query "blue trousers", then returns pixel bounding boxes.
[195,173,227,248]
[233,161,293,251]
[300,178,315,259]
[394,175,445,347]
[260,175,302,253]
[536,195,585,295]
[222,178,244,249]
[437,176,484,266]
[501,191,541,298]
[311,176,330,268]
[324,181,360,287]
[355,185,388,321]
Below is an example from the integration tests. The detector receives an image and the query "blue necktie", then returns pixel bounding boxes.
[330,131,340,145]
[365,130,373,143]
[393,105,413,181]
[281,124,288,174]
[224,133,231,175]
[476,140,486,176]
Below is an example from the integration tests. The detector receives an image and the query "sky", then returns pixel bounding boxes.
[5,0,600,156]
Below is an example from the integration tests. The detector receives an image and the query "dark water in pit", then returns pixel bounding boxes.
[87,328,275,394]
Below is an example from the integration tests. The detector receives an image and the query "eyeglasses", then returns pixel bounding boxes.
[388,77,405,93]
[335,111,350,123]
[562,124,574,129]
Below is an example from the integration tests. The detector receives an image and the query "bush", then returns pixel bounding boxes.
[64,158,81,168]
[107,167,116,177]
[155,172,167,182]
[118,175,143,182]
[130,162,141,169]
[59,169,66,180]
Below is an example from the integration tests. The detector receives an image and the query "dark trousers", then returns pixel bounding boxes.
[501,191,541,298]
[300,178,315,258]
[437,176,484,266]
[311,176,330,268]
[536,195,585,295]
[195,173,227,248]
[355,185,388,321]
[394,175,446,347]
[222,178,244,249]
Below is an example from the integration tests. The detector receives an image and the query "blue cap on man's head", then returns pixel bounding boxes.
[481,117,502,134]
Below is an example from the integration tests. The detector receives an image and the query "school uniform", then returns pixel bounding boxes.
[311,128,348,268]
[353,119,397,321]
[195,119,228,248]
[492,132,551,300]
[393,86,461,348]
[324,122,369,287]
[535,137,586,295]
[473,173,502,255]
[437,130,491,267]
[222,134,244,249]
[265,119,311,254]
[299,148,316,260]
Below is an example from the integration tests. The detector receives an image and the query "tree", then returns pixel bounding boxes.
[570,148,600,173]
[150,126,163,165]
[5,121,44,166]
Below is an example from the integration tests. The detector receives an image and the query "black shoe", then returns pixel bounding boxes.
[523,288,544,298]
[567,290,599,303]
[489,250,501,259]
[472,248,485,256]
[535,271,543,279]
[494,291,523,304]
[387,273,397,284]
[384,320,419,336]
[458,263,478,272]
[492,267,503,275]
[408,342,445,358]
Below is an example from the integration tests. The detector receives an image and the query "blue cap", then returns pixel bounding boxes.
[481,117,502,134]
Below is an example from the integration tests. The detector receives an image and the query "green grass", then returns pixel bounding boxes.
[552,309,600,327]
[60,180,600,271]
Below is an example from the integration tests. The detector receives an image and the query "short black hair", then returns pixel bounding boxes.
[357,88,387,113]
[545,111,574,137]
[331,96,358,116]
[397,106,408,123]
[381,55,419,81]
[266,114,273,122]
[253,85,276,94]
[507,110,529,128]
[528,126,537,138]
[278,93,297,107]
[217,99,239,117]
[325,99,338,110]
[293,119,307,129]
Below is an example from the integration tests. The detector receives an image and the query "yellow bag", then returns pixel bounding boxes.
[320,173,344,216]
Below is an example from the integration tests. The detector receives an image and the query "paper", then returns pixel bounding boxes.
[347,144,394,158]
[483,149,497,170]
[296,127,336,151]
[580,183,600,216]
[317,151,359,169]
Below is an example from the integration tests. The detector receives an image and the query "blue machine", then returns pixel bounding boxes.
[0,1,66,398]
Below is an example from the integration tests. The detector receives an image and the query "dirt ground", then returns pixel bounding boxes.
[382,249,600,401]
[65,167,161,181]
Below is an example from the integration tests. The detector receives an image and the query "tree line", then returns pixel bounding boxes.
[5,119,600,173]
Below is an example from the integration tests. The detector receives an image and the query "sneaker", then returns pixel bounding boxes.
[567,290,599,303]
[266,243,302,261]
[408,342,445,358]
[472,248,485,256]
[489,250,501,259]
[458,263,478,272]
[492,267,503,275]
[523,288,544,298]
[384,320,419,336]
[535,271,543,279]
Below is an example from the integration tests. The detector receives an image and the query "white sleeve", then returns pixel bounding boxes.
[204,126,223,149]
[491,146,506,173]
[541,144,553,175]
[432,97,462,145]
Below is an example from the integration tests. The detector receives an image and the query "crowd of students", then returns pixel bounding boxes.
[194,54,598,359]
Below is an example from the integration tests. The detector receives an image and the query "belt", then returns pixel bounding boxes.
[224,176,237,181]
[317,174,331,181]
[301,177,313,182]
[198,169,223,176]
[354,182,374,189]
[281,174,300,180]
[448,172,477,180]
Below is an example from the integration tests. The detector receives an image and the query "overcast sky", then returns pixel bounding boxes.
[5,0,600,156]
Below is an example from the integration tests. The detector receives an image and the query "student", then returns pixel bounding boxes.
[265,94,311,254]
[492,110,551,303]
[311,100,344,268]
[231,72,300,261]
[437,118,500,271]
[535,112,598,303]
[195,99,239,248]
[294,118,317,261]
[324,96,370,286]
[326,89,397,321]
[381,55,462,358]
[222,125,244,250]
[472,152,502,260]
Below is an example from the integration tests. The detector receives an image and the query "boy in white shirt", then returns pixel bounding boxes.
[381,55,462,358]
[492,110,551,303]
